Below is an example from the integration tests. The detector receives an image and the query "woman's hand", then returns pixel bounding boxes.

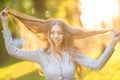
[111,29,120,42]
[0,7,9,29]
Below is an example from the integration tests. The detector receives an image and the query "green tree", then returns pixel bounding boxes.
[0,0,9,64]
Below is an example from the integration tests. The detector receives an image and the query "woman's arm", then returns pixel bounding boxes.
[74,29,120,69]
[94,29,120,69]
[0,8,44,63]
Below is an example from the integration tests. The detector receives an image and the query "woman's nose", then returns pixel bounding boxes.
[54,33,58,38]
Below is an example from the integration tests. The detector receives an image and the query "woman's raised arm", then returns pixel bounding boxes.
[74,29,120,69]
[0,8,45,64]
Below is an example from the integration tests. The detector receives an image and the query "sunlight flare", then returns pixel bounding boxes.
[79,0,119,28]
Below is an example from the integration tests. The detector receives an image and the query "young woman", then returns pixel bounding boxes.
[0,8,120,80]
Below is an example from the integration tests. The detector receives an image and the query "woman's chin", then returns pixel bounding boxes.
[54,43,61,47]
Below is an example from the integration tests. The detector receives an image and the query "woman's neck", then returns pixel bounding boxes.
[56,45,63,53]
[50,44,63,55]
[53,46,63,63]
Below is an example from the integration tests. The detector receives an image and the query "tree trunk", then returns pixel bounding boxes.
[33,0,46,18]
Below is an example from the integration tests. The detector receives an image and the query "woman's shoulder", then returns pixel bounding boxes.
[37,48,50,54]
[37,48,45,52]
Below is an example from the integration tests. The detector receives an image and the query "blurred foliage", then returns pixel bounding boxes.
[0,0,10,64]
[0,0,120,80]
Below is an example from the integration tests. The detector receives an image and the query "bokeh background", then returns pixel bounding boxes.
[0,0,120,80]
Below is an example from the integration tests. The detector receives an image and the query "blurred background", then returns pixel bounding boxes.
[0,0,120,80]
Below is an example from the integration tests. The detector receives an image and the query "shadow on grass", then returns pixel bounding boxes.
[0,56,22,68]
[14,70,46,80]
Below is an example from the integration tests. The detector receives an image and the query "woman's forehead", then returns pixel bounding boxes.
[51,25,62,31]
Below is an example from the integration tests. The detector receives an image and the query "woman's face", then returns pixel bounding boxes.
[50,25,64,47]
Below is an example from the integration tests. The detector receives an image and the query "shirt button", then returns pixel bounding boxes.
[59,76,62,79]
[60,73,62,76]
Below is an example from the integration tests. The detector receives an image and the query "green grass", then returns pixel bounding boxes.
[0,57,46,80]
[14,71,46,80]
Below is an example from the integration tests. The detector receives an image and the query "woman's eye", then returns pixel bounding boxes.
[58,31,63,34]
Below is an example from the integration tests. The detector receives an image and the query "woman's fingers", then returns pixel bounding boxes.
[112,29,118,34]
[112,29,120,41]
[2,9,8,16]
[0,7,9,17]
[1,12,7,16]
[116,33,120,39]
[1,7,9,12]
